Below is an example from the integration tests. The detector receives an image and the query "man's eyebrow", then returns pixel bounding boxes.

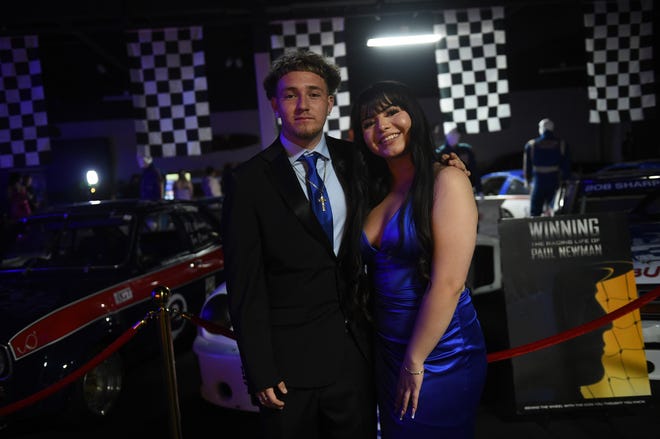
[281,85,325,93]
[305,85,326,93]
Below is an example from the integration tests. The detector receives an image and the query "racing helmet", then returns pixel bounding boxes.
[538,118,554,135]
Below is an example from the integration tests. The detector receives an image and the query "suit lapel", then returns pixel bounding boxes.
[327,137,353,258]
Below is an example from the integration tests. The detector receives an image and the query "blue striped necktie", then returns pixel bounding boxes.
[298,152,333,243]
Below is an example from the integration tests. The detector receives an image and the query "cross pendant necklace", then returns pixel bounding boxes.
[297,158,329,212]
[305,170,328,212]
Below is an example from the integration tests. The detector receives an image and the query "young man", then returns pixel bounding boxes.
[221,49,466,439]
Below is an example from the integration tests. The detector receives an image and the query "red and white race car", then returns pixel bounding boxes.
[0,198,225,424]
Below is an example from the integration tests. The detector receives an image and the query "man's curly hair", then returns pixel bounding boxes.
[263,49,342,99]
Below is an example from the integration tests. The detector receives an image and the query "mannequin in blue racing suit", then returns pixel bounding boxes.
[523,118,571,216]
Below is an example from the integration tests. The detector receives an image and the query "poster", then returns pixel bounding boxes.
[499,212,651,414]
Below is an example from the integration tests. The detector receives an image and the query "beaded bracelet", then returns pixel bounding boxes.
[404,365,424,375]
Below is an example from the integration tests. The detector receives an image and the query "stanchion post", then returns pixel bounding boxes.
[152,285,183,439]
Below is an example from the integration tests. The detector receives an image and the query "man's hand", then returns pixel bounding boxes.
[440,152,471,178]
[256,381,287,410]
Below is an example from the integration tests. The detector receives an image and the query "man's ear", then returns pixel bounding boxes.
[327,94,335,114]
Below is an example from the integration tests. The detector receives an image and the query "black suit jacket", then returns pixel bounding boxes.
[221,135,372,394]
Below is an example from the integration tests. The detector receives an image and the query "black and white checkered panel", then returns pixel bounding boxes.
[434,7,511,135]
[269,18,351,140]
[0,35,51,169]
[126,26,212,158]
[584,0,655,124]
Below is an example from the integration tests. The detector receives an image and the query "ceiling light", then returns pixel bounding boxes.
[366,34,441,47]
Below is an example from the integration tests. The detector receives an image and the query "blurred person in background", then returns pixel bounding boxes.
[137,154,164,200]
[523,118,571,216]
[21,173,40,212]
[202,165,222,197]
[173,169,194,200]
[7,172,31,220]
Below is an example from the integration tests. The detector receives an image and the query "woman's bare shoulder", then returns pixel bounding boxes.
[434,162,469,181]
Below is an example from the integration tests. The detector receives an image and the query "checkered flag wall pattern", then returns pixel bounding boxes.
[434,7,511,134]
[584,0,655,123]
[269,18,351,140]
[0,35,51,169]
[126,27,212,158]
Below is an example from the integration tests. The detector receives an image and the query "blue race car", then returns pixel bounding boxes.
[480,169,530,219]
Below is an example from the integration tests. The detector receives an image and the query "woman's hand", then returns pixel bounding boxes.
[395,365,425,420]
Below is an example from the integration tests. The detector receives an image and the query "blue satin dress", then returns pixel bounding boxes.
[360,204,487,438]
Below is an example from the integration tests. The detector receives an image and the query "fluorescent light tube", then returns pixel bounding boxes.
[366,34,441,47]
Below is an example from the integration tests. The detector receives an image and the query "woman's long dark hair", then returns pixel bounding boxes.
[347,81,437,320]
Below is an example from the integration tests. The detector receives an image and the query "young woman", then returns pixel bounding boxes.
[350,81,487,438]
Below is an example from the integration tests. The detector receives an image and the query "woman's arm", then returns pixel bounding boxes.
[396,165,478,418]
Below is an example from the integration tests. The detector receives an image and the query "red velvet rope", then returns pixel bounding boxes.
[180,312,234,338]
[487,286,660,363]
[181,288,660,363]
[0,318,148,417]
[181,287,660,364]
[2,286,658,417]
